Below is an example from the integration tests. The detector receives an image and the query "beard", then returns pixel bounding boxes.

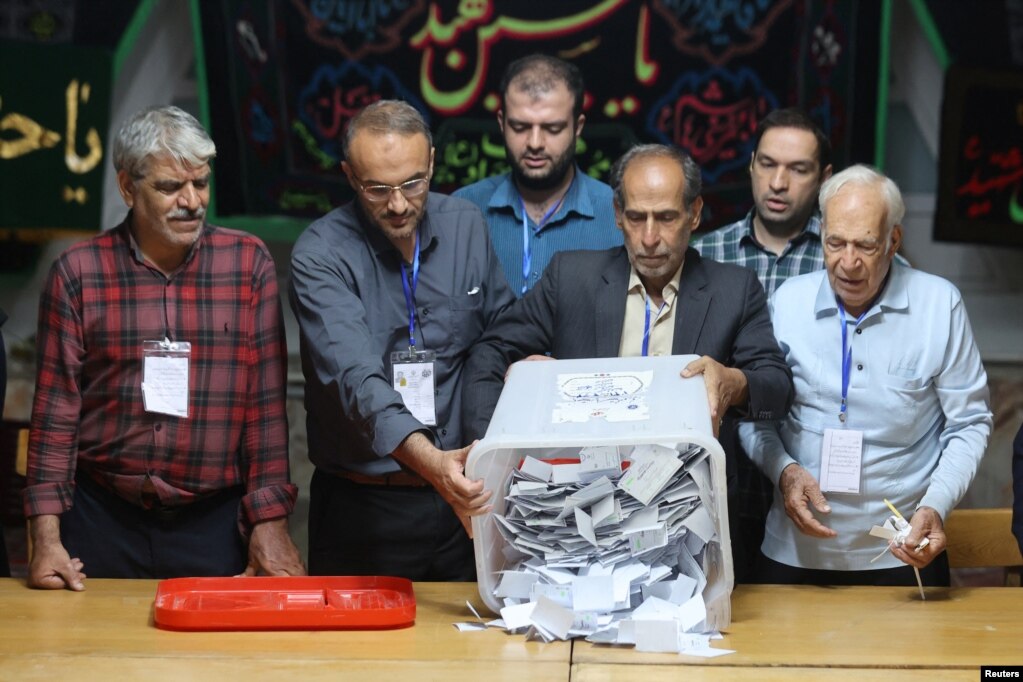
[511,143,577,192]
[358,193,428,247]
[755,198,817,238]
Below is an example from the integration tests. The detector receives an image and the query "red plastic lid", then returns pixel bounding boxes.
[153,576,416,631]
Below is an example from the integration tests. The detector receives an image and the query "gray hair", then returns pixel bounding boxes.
[819,164,905,250]
[610,144,702,209]
[343,100,432,160]
[113,105,215,179]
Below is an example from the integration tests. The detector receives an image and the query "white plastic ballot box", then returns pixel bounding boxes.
[465,354,733,631]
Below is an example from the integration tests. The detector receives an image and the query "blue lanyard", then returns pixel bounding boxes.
[519,195,565,295]
[838,301,867,423]
[642,295,667,357]
[399,234,421,351]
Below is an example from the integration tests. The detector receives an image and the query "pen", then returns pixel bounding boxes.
[884,499,926,601]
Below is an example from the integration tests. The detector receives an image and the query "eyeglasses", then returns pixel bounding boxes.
[350,173,430,202]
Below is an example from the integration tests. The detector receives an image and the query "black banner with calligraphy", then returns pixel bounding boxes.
[936,65,1023,247]
[0,41,111,230]
[198,0,879,236]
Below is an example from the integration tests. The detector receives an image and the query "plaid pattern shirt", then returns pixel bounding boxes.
[691,210,825,297]
[24,217,296,527]
[691,210,826,548]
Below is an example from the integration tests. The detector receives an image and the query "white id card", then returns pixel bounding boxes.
[391,348,437,426]
[819,427,863,493]
[141,339,191,418]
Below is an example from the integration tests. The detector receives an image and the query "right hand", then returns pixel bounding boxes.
[779,464,836,538]
[28,516,86,591]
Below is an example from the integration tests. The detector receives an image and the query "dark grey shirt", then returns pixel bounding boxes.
[290,193,515,476]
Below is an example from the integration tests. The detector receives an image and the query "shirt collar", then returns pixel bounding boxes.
[814,261,909,321]
[487,165,595,221]
[739,209,823,248]
[120,210,206,274]
[626,260,685,300]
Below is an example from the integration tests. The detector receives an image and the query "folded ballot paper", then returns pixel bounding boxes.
[479,444,733,656]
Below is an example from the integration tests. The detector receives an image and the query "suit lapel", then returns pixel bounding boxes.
[672,249,710,354]
[596,249,630,357]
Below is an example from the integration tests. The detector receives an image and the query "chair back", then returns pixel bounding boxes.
[945,508,1023,586]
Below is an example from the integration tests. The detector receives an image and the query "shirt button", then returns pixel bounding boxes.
[422,308,429,317]
[155,423,162,432]
[857,364,864,371]
[441,428,448,436]
[856,328,862,335]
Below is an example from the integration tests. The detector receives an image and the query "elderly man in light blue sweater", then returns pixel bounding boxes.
[740,165,992,586]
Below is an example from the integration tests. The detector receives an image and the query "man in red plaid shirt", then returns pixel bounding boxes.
[24,106,304,589]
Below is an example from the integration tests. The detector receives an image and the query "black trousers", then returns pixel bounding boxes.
[308,468,475,581]
[61,475,246,578]
[757,550,951,587]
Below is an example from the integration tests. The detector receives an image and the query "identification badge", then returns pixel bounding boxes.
[142,338,191,418]
[819,427,863,494]
[390,348,437,426]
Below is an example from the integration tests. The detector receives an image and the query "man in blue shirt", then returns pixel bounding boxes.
[740,165,992,586]
[453,54,622,294]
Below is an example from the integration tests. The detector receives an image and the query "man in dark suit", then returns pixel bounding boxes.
[462,144,793,498]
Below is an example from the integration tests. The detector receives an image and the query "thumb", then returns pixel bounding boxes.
[455,440,478,466]
[460,514,475,539]
[904,519,928,547]
[236,562,258,577]
[58,564,86,591]
[807,485,831,514]
[38,574,77,590]
[681,357,706,378]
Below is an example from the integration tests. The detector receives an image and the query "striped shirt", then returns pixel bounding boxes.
[453,167,623,295]
[691,210,824,297]
[24,217,296,528]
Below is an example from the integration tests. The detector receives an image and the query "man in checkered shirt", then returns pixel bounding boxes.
[692,108,832,582]
[24,106,304,589]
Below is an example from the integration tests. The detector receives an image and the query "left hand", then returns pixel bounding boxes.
[239,517,307,577]
[681,356,749,438]
[890,506,946,569]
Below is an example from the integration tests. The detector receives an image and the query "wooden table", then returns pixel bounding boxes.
[0,579,569,681]
[574,584,1023,681]
[1,580,1019,680]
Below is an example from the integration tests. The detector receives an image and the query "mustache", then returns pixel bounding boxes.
[169,207,206,220]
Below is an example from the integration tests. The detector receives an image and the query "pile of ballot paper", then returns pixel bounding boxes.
[483,443,733,656]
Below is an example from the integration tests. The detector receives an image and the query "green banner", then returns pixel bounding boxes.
[0,41,111,230]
